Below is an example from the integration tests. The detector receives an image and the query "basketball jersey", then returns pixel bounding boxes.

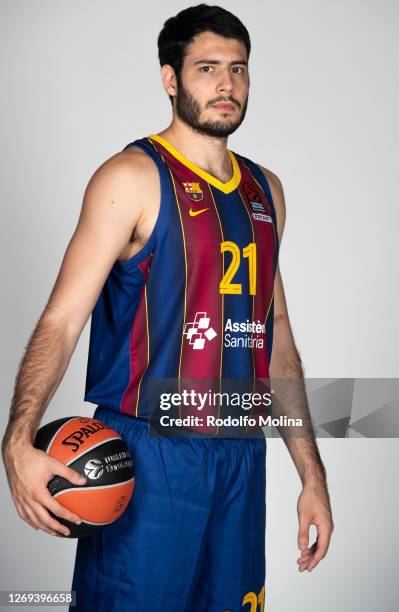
[84,133,280,419]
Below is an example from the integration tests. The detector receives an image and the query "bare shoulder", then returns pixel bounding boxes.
[257,164,286,239]
[87,144,159,194]
[80,143,160,230]
[117,143,159,177]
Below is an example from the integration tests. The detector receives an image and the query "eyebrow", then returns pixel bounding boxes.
[193,59,248,66]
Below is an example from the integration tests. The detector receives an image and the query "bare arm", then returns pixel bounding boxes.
[260,165,334,572]
[1,147,157,535]
[3,150,150,447]
[267,171,325,484]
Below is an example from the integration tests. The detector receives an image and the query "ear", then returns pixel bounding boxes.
[161,65,178,99]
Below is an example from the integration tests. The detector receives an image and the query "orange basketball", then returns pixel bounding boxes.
[34,416,135,538]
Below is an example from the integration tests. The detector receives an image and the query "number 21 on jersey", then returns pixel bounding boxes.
[219,240,257,295]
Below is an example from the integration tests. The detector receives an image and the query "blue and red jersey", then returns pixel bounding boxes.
[84,133,279,419]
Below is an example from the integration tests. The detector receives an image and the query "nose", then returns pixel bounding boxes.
[216,68,234,95]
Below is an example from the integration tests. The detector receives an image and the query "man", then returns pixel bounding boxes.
[2,4,333,611]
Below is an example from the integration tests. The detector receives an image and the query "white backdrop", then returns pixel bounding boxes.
[1,1,398,610]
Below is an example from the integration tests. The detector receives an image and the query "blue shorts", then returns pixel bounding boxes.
[69,406,267,612]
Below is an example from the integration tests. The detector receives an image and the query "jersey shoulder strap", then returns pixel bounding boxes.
[118,136,172,264]
[236,154,278,221]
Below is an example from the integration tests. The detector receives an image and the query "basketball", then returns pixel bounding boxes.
[34,416,135,538]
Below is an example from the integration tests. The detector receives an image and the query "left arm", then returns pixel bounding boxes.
[260,165,334,573]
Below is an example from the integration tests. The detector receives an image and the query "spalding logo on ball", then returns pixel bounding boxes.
[34,417,135,538]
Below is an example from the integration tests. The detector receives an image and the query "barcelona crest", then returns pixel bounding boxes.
[182,181,204,201]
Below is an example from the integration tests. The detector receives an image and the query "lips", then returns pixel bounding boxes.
[212,103,235,111]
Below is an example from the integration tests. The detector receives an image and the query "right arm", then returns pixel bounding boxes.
[1,148,155,536]
[263,165,334,572]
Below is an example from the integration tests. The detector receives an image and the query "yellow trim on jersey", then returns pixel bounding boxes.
[236,187,257,433]
[148,133,241,194]
[168,169,188,415]
[207,184,225,434]
[242,160,277,329]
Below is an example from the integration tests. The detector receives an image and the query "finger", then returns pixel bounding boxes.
[299,560,312,572]
[297,550,312,563]
[24,503,60,536]
[38,490,82,525]
[297,541,317,571]
[307,522,332,571]
[48,459,86,487]
[23,506,39,530]
[24,505,58,534]
[30,500,70,537]
[299,541,316,558]
[15,501,39,531]
[299,548,317,570]
[297,513,310,552]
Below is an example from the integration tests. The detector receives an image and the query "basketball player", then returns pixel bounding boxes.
[2,4,334,610]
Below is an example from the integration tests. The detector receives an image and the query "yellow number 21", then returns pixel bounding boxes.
[242,585,265,611]
[219,241,257,295]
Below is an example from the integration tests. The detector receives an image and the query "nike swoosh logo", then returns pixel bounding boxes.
[189,207,209,217]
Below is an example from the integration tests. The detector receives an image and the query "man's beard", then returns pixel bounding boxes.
[175,75,248,138]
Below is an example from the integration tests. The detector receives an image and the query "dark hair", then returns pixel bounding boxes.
[158,4,251,105]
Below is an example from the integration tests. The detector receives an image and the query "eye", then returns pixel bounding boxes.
[199,66,213,72]
[232,66,245,74]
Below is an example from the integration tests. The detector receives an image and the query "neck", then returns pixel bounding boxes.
[156,118,233,183]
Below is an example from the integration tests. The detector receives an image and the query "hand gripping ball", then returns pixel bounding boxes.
[34,416,135,538]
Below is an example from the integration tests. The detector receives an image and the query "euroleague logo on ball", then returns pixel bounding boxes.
[84,458,104,480]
